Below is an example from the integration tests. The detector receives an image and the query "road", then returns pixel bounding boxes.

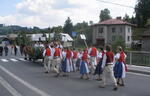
[0,54,150,96]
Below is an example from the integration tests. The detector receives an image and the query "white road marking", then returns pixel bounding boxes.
[0,65,51,96]
[0,76,22,96]
[1,59,9,62]
[10,59,18,62]
[127,72,150,77]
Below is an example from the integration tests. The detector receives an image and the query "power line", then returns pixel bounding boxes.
[98,0,135,9]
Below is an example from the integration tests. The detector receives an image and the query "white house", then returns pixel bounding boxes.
[59,33,73,47]
[92,18,136,47]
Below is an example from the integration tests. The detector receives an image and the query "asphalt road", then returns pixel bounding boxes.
[0,54,150,96]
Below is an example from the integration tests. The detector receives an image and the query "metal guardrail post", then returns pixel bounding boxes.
[130,52,132,65]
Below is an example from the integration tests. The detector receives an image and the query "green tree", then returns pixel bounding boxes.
[63,17,73,36]
[99,8,112,22]
[135,0,150,27]
[112,37,125,52]
[123,14,130,22]
[73,21,92,47]
[52,26,63,33]
[16,31,31,46]
[130,15,136,24]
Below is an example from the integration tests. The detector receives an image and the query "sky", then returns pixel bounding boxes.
[0,0,137,28]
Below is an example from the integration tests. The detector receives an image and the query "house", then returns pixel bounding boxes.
[92,17,135,47]
[59,33,73,47]
[29,33,46,41]
[7,34,18,40]
[141,28,150,51]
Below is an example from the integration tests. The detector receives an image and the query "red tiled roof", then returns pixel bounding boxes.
[93,19,136,26]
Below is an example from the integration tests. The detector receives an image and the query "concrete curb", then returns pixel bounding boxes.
[127,65,150,75]
[128,69,150,75]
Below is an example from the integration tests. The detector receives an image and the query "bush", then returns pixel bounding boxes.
[112,38,125,52]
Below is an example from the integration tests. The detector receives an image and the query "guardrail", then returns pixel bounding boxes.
[125,51,150,67]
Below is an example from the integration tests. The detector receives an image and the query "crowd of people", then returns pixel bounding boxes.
[0,44,19,56]
[0,41,127,91]
[42,41,127,91]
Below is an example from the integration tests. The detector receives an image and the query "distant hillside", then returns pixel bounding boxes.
[0,25,42,35]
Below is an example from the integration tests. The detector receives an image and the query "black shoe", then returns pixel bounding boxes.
[45,71,49,74]
[62,74,67,77]
[86,77,90,80]
[119,84,125,86]
[113,87,118,91]
[80,76,83,79]
[55,73,60,77]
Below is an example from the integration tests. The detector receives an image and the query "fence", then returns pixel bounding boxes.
[125,51,150,67]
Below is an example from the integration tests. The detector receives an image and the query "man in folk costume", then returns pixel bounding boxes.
[72,48,78,72]
[114,46,127,86]
[65,47,73,72]
[88,45,98,74]
[100,45,118,91]
[80,49,90,80]
[53,45,62,77]
[43,45,53,73]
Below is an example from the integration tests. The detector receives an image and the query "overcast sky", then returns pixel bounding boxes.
[0,0,137,28]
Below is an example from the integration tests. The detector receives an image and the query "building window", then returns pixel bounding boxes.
[120,27,123,33]
[112,36,116,41]
[112,28,116,33]
[128,36,130,42]
[98,28,103,36]
[128,27,131,33]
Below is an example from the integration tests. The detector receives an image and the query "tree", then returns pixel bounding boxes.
[123,14,130,22]
[112,36,125,52]
[73,21,92,47]
[135,0,150,27]
[99,8,112,22]
[130,15,137,24]
[16,30,31,46]
[63,17,73,36]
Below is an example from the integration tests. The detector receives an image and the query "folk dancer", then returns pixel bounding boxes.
[94,47,104,81]
[43,45,53,73]
[61,48,67,76]
[76,49,82,71]
[72,48,78,72]
[114,46,127,86]
[80,49,90,80]
[65,48,73,73]
[100,45,118,91]
[53,47,62,77]
[88,45,98,74]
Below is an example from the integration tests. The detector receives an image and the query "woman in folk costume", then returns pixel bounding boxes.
[100,45,118,91]
[76,49,82,71]
[72,48,78,72]
[94,47,104,81]
[114,46,127,86]
[65,47,73,72]
[61,48,67,73]
[80,49,90,80]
